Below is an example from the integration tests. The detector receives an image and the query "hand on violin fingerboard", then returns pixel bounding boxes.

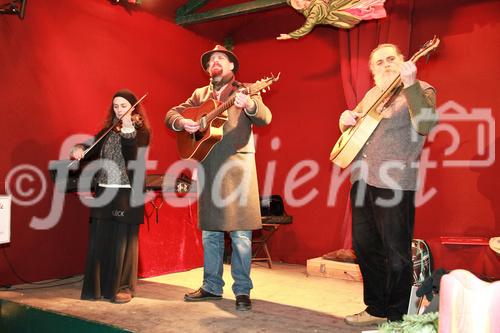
[121,113,134,129]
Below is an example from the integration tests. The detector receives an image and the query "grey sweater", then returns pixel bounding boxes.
[346,81,438,191]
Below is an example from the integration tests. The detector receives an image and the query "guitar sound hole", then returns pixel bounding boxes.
[194,131,203,141]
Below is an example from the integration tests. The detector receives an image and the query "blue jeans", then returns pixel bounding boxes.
[201,230,253,296]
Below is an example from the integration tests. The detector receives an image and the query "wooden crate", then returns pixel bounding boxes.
[306,257,362,282]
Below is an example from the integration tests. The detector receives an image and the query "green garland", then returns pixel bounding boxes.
[378,312,438,333]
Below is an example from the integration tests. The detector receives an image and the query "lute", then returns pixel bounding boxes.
[329,36,440,168]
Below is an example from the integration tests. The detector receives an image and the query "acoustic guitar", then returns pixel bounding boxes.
[330,36,440,168]
[177,73,280,161]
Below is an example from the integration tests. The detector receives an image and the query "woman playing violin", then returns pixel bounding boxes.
[70,89,150,303]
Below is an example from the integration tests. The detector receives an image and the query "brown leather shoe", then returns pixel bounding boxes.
[344,310,386,326]
[184,288,222,302]
[113,291,132,304]
[235,295,252,311]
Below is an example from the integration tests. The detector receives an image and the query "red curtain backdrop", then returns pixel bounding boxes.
[339,0,415,109]
[0,0,498,285]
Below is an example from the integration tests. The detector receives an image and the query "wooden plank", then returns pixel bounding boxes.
[176,0,287,26]
[306,257,362,282]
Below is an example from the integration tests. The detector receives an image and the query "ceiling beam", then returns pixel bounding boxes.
[176,0,287,26]
[176,0,210,17]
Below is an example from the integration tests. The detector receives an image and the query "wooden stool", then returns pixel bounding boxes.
[252,215,292,268]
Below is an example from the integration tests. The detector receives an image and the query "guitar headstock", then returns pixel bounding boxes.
[411,36,440,63]
[249,73,281,95]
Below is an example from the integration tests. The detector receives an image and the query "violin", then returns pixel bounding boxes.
[113,112,144,132]
[68,93,148,168]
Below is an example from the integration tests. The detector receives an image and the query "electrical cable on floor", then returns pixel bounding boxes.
[0,276,83,291]
[1,247,83,291]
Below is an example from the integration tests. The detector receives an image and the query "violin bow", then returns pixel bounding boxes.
[68,92,148,168]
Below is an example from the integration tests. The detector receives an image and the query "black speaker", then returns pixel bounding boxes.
[260,195,285,216]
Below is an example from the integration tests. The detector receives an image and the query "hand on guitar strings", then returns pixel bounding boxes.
[400,61,417,88]
[234,91,256,113]
[179,118,200,134]
[340,110,359,127]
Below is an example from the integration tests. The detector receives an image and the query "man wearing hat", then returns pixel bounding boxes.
[165,45,272,311]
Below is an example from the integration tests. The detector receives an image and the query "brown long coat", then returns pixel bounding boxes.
[166,82,272,231]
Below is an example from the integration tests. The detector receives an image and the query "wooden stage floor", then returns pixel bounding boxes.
[0,263,376,333]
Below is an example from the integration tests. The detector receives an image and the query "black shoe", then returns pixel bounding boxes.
[184,288,222,302]
[235,295,252,311]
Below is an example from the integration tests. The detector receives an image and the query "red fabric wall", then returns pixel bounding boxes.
[407,0,500,278]
[0,0,498,285]
[0,0,213,284]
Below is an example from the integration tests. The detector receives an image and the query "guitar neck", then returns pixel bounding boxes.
[206,94,238,123]
[364,45,434,116]
[202,74,279,123]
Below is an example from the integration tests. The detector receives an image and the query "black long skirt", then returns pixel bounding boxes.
[81,218,139,301]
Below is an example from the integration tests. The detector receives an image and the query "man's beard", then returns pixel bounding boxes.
[209,68,233,90]
[374,70,398,91]
[210,66,223,79]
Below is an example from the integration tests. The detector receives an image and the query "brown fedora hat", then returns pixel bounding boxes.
[200,45,239,73]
